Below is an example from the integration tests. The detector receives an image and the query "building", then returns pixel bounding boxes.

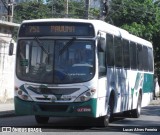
[0,0,7,21]
[0,0,28,21]
[0,20,19,103]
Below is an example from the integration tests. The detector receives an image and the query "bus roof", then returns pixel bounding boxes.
[21,18,152,48]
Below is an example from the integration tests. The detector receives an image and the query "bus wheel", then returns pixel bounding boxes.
[97,95,114,127]
[107,94,114,122]
[97,115,109,127]
[35,115,49,124]
[131,94,142,118]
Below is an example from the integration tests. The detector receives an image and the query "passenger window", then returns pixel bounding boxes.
[137,44,143,70]
[106,34,114,67]
[130,42,137,70]
[98,32,106,77]
[114,36,122,67]
[143,46,148,71]
[98,51,106,77]
[123,39,130,69]
[148,48,154,72]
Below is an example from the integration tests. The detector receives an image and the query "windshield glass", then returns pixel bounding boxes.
[16,39,95,84]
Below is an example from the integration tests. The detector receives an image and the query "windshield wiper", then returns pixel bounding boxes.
[59,37,76,56]
[34,37,50,55]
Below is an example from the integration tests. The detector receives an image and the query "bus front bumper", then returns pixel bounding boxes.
[14,97,97,118]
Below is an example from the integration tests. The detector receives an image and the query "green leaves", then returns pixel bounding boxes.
[14,1,50,23]
[108,0,160,75]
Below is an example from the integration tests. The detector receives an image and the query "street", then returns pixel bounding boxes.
[0,105,160,133]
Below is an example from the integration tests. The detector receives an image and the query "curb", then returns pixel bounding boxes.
[0,110,15,118]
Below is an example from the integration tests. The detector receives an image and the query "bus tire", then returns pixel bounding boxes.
[97,94,114,127]
[108,94,114,122]
[35,115,49,124]
[131,93,142,118]
[97,115,109,127]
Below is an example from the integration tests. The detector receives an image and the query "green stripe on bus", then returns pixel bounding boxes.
[134,73,153,93]
[14,97,97,118]
[143,73,154,93]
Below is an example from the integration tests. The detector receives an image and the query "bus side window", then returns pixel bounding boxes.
[137,44,143,70]
[130,42,137,70]
[123,39,130,69]
[98,34,106,77]
[106,34,114,67]
[143,46,148,71]
[148,47,154,72]
[114,36,122,67]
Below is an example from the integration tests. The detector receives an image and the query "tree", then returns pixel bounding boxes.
[46,0,66,17]
[14,1,50,23]
[68,0,85,18]
[107,0,160,76]
[46,0,99,19]
[107,0,160,39]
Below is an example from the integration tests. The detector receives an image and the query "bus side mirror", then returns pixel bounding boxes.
[9,43,14,56]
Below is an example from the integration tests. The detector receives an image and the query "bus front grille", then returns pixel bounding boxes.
[38,104,68,112]
[28,86,80,95]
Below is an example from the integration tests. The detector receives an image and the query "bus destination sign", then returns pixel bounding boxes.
[19,22,94,37]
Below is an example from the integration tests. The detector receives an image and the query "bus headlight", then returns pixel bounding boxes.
[15,86,33,101]
[74,89,96,102]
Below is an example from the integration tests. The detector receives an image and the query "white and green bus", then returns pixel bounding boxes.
[11,19,154,126]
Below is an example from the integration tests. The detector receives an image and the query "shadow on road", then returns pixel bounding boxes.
[35,117,124,131]
[141,105,160,116]
[35,105,160,131]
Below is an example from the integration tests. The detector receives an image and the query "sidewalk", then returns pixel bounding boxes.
[0,102,15,117]
[0,98,160,118]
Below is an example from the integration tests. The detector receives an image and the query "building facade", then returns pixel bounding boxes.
[0,0,28,21]
[0,20,19,103]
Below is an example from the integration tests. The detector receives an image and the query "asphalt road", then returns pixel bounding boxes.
[0,105,160,134]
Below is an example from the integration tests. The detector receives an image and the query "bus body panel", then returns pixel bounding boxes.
[14,18,154,120]
[14,96,97,117]
[96,68,154,116]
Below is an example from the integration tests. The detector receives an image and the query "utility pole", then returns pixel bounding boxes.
[85,0,90,19]
[8,0,13,22]
[65,0,69,18]
[1,0,14,22]
[100,0,109,21]
[100,0,104,20]
[52,0,54,17]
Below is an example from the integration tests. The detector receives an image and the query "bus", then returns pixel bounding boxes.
[10,19,154,127]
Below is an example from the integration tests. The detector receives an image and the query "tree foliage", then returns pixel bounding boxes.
[14,1,50,23]
[14,0,100,21]
[46,0,66,17]
[68,0,85,18]
[107,0,160,75]
[107,0,160,39]
[46,0,99,19]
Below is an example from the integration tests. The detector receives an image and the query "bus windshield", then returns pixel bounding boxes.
[16,39,95,84]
